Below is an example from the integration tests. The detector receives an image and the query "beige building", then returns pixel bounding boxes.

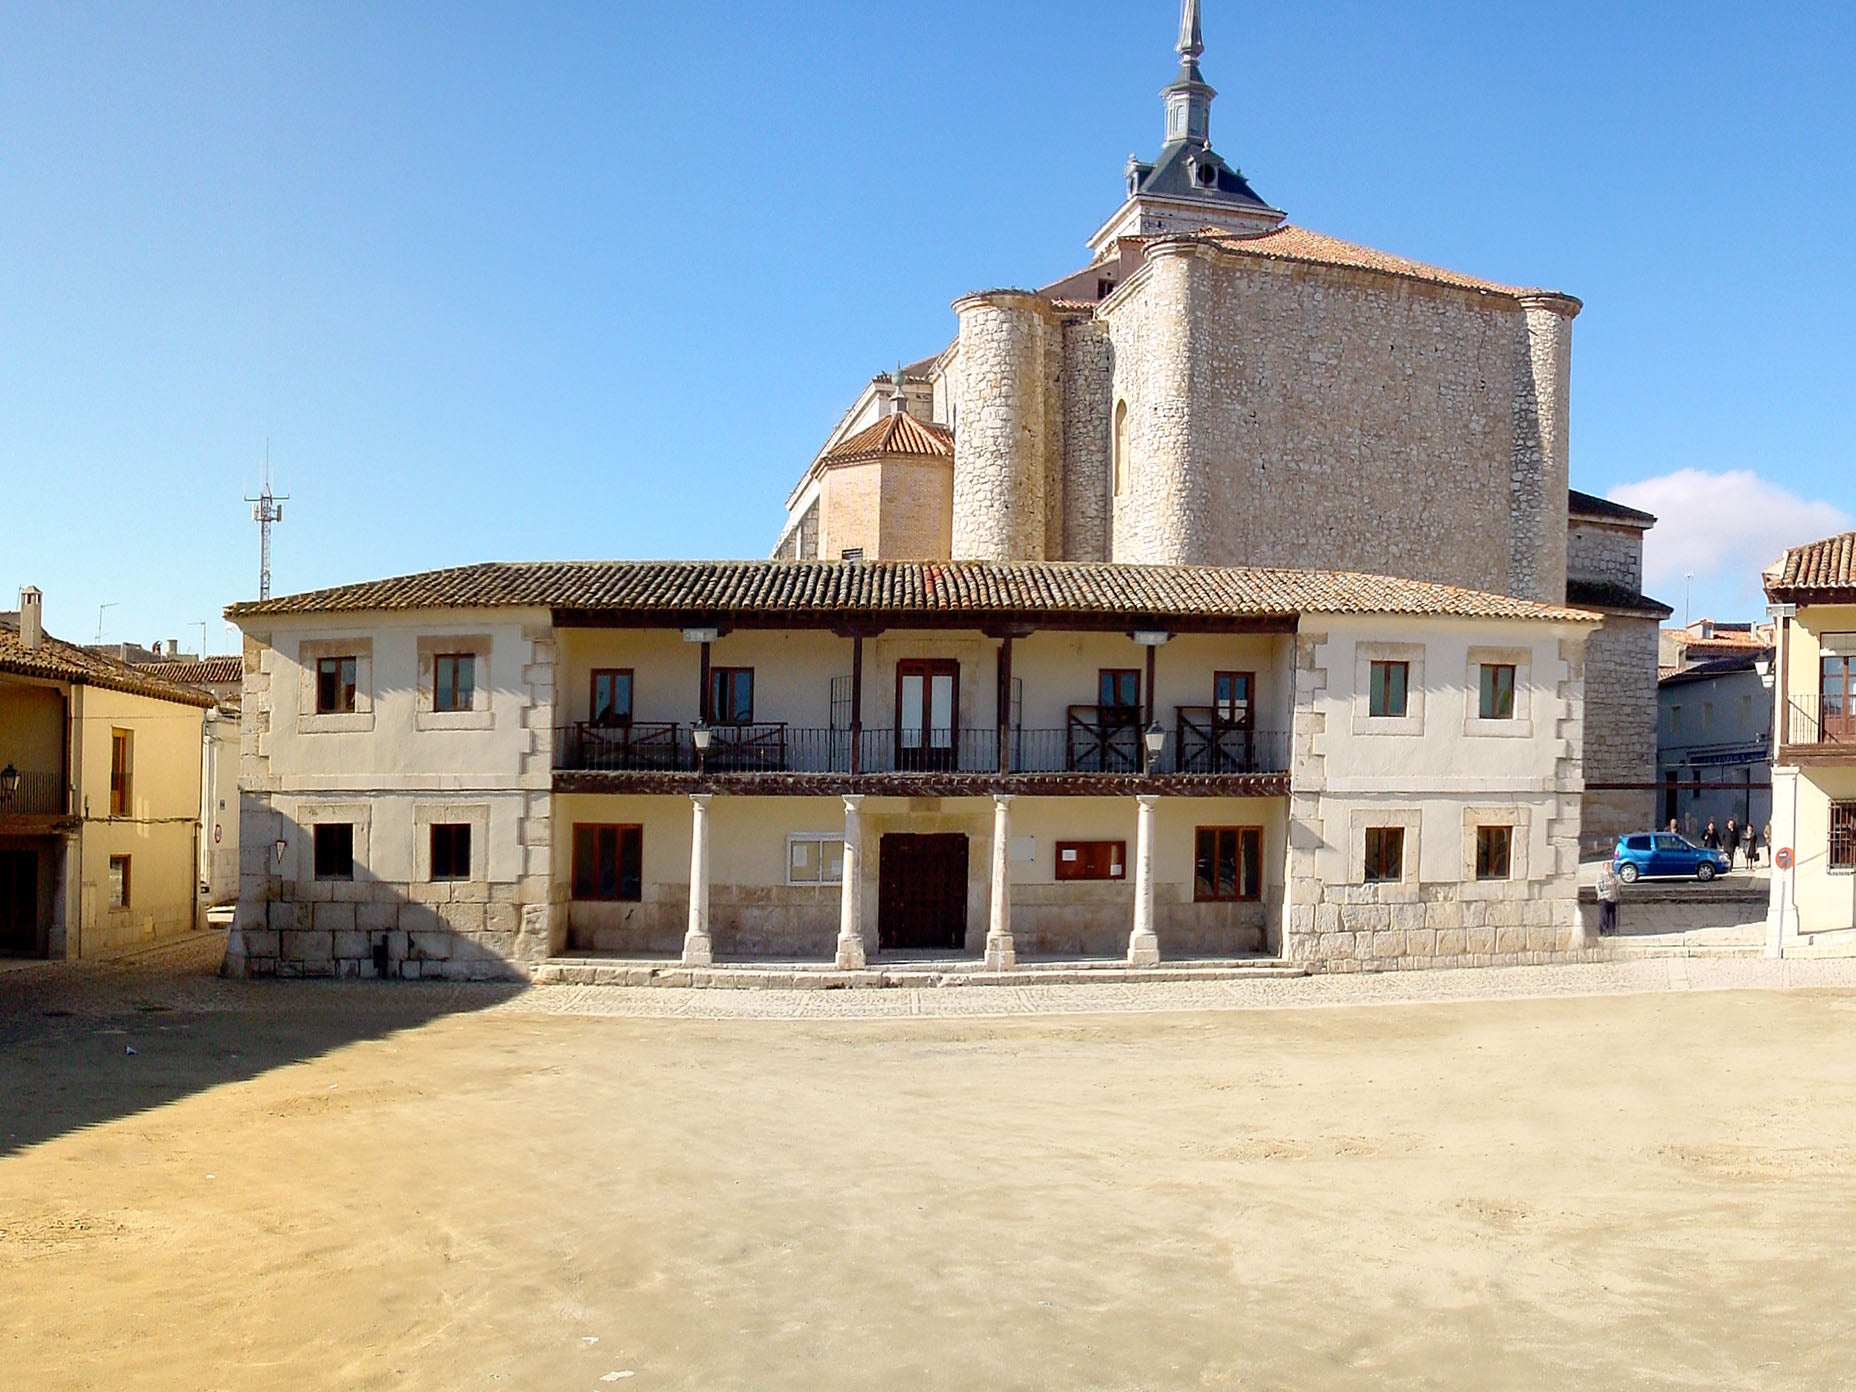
[225,559,1598,981]
[774,1,1665,853]
[1,588,212,958]
[1764,531,1856,948]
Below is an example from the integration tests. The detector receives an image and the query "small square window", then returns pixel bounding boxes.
[314,823,355,881]
[1369,661,1409,718]
[1364,827,1404,883]
[434,654,475,713]
[1479,664,1517,720]
[430,823,471,881]
[1475,825,1513,881]
[1831,802,1856,872]
[108,855,130,909]
[591,669,633,724]
[1194,827,1262,901]
[316,657,358,714]
[572,824,643,901]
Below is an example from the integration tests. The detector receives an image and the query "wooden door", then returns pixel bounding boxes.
[897,661,959,771]
[0,851,38,955]
[877,834,969,951]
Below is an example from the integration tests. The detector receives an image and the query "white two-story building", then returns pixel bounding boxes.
[225,560,1597,979]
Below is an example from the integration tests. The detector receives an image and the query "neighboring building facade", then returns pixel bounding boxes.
[1,588,212,957]
[1657,655,1774,841]
[140,656,243,903]
[1659,618,1776,677]
[1765,530,1856,948]
[225,560,1597,980]
[773,3,1663,859]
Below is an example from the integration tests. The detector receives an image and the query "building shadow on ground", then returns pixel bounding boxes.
[0,935,524,1156]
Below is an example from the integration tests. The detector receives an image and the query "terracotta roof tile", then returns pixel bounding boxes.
[0,618,217,707]
[1769,529,1856,597]
[136,657,245,688]
[821,413,954,466]
[227,560,1599,627]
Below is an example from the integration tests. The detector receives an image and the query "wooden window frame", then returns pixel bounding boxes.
[1364,826,1405,883]
[1098,668,1142,714]
[1056,840,1127,882]
[895,660,960,767]
[316,656,359,714]
[572,823,643,902]
[109,728,132,817]
[433,653,475,714]
[1475,825,1514,881]
[1831,801,1856,873]
[590,668,634,726]
[1194,826,1263,902]
[1213,671,1255,728]
[709,668,755,725]
[313,823,356,882]
[1478,663,1518,721]
[429,823,472,881]
[108,854,130,909]
[1369,660,1410,719]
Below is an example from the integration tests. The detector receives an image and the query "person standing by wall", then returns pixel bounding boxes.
[1597,860,1622,936]
[1703,819,1721,852]
[1725,818,1741,869]
[1745,822,1761,867]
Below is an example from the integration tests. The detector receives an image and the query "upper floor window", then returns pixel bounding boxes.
[1099,669,1141,713]
[317,656,358,714]
[710,668,754,725]
[108,855,130,909]
[434,654,475,713]
[109,728,132,817]
[1831,801,1856,872]
[591,669,633,725]
[1825,653,1854,735]
[1364,826,1405,883]
[1369,661,1409,718]
[1213,671,1254,727]
[1478,664,1517,720]
[314,823,355,881]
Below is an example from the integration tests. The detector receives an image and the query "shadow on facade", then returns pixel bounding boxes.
[0,933,522,1157]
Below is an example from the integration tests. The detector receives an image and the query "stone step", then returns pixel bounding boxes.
[532,958,1311,990]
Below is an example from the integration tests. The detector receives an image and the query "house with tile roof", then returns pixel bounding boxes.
[224,560,1602,981]
[773,1,1666,854]
[1,587,212,958]
[1763,528,1856,948]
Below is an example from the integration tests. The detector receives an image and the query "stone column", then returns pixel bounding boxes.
[682,794,714,967]
[836,795,866,969]
[984,794,1016,970]
[1128,794,1161,965]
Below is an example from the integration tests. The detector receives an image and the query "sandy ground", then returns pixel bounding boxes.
[4,950,1856,1390]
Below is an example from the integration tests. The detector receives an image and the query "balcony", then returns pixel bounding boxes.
[0,770,67,819]
[1783,696,1856,757]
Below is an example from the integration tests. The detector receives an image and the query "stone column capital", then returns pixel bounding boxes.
[992,792,1016,808]
[1136,793,1161,810]
[841,793,865,813]
[689,793,714,809]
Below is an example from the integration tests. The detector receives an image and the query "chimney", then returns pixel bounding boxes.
[165,639,179,657]
[19,586,42,649]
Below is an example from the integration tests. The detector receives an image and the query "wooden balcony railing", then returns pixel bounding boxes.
[0,769,66,817]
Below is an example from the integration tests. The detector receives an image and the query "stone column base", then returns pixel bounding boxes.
[680,932,713,967]
[1126,930,1160,967]
[984,935,1016,971]
[834,934,866,970]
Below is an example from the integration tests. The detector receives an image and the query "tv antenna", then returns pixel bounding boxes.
[95,602,118,643]
[245,443,289,600]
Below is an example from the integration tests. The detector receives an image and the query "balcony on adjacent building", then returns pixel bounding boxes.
[1782,695,1856,760]
[0,769,67,820]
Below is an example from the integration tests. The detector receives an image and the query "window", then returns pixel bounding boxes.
[430,823,471,881]
[1194,827,1263,901]
[787,834,846,885]
[572,824,643,901]
[1056,841,1127,881]
[1213,671,1253,726]
[1824,653,1855,738]
[840,548,865,563]
[710,668,754,724]
[1113,401,1129,497]
[1478,663,1517,720]
[109,728,132,817]
[317,656,358,714]
[108,855,130,909]
[1832,802,1856,872]
[313,823,355,881]
[1369,661,1409,718]
[433,654,475,713]
[1364,827,1404,883]
[1475,826,1513,881]
[1098,669,1141,713]
[591,669,633,725]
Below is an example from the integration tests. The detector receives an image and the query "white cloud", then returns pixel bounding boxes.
[1608,469,1851,600]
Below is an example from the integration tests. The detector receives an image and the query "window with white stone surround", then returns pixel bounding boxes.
[1347,808,1421,894]
[416,636,494,731]
[1461,806,1533,897]
[296,638,374,734]
[1464,647,1533,738]
[1352,642,1425,736]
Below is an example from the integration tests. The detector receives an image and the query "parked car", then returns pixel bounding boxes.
[1612,833,1730,883]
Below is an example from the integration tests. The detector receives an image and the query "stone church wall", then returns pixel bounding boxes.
[1567,519,1645,592]
[1060,317,1113,561]
[950,292,1054,561]
[1579,611,1660,854]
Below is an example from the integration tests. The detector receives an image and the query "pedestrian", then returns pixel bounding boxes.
[1745,823,1760,866]
[1667,818,1679,836]
[1725,818,1741,868]
[1597,860,1622,936]
[1764,822,1773,855]
[1703,819,1721,851]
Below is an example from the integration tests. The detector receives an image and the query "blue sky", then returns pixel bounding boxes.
[3,1,1852,650]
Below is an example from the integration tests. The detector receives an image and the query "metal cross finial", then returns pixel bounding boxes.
[1178,0,1204,60]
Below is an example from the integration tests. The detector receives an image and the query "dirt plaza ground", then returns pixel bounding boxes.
[4,938,1856,1390]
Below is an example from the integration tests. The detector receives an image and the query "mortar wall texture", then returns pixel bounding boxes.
[1579,612,1660,851]
[1060,318,1113,562]
[950,294,1052,561]
[1567,520,1645,592]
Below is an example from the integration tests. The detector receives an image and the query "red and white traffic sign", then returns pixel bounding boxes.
[1775,846,1795,871]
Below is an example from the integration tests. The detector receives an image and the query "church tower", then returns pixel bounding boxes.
[1087,0,1284,255]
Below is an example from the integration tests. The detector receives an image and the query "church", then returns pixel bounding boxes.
[775,0,1669,851]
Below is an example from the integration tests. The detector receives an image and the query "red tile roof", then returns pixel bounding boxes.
[227,559,1599,627]
[822,413,954,466]
[0,618,217,707]
[136,656,245,688]
[1768,530,1856,598]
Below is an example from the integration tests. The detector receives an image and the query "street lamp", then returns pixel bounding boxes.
[691,720,712,775]
[0,763,19,804]
[273,836,288,866]
[1142,721,1167,776]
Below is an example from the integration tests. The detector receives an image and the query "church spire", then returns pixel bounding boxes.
[1163,0,1215,148]
[1178,0,1204,61]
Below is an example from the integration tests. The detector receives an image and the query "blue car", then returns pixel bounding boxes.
[1612,833,1729,883]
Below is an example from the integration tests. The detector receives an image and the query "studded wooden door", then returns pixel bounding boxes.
[877,833,969,951]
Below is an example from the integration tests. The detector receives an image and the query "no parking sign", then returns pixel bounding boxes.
[1776,846,1795,871]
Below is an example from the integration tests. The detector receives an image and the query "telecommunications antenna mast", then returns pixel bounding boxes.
[245,444,288,600]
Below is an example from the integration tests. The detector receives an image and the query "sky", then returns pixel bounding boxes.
[2,1,1852,651]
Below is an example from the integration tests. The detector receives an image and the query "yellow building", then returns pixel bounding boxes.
[1,588,212,958]
[1765,532,1856,948]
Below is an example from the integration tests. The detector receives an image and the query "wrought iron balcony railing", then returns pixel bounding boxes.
[0,769,66,816]
[1785,695,1856,748]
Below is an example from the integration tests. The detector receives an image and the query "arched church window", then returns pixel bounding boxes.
[1113,401,1130,498]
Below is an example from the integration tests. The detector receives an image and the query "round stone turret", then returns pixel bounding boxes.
[950,291,1057,561]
